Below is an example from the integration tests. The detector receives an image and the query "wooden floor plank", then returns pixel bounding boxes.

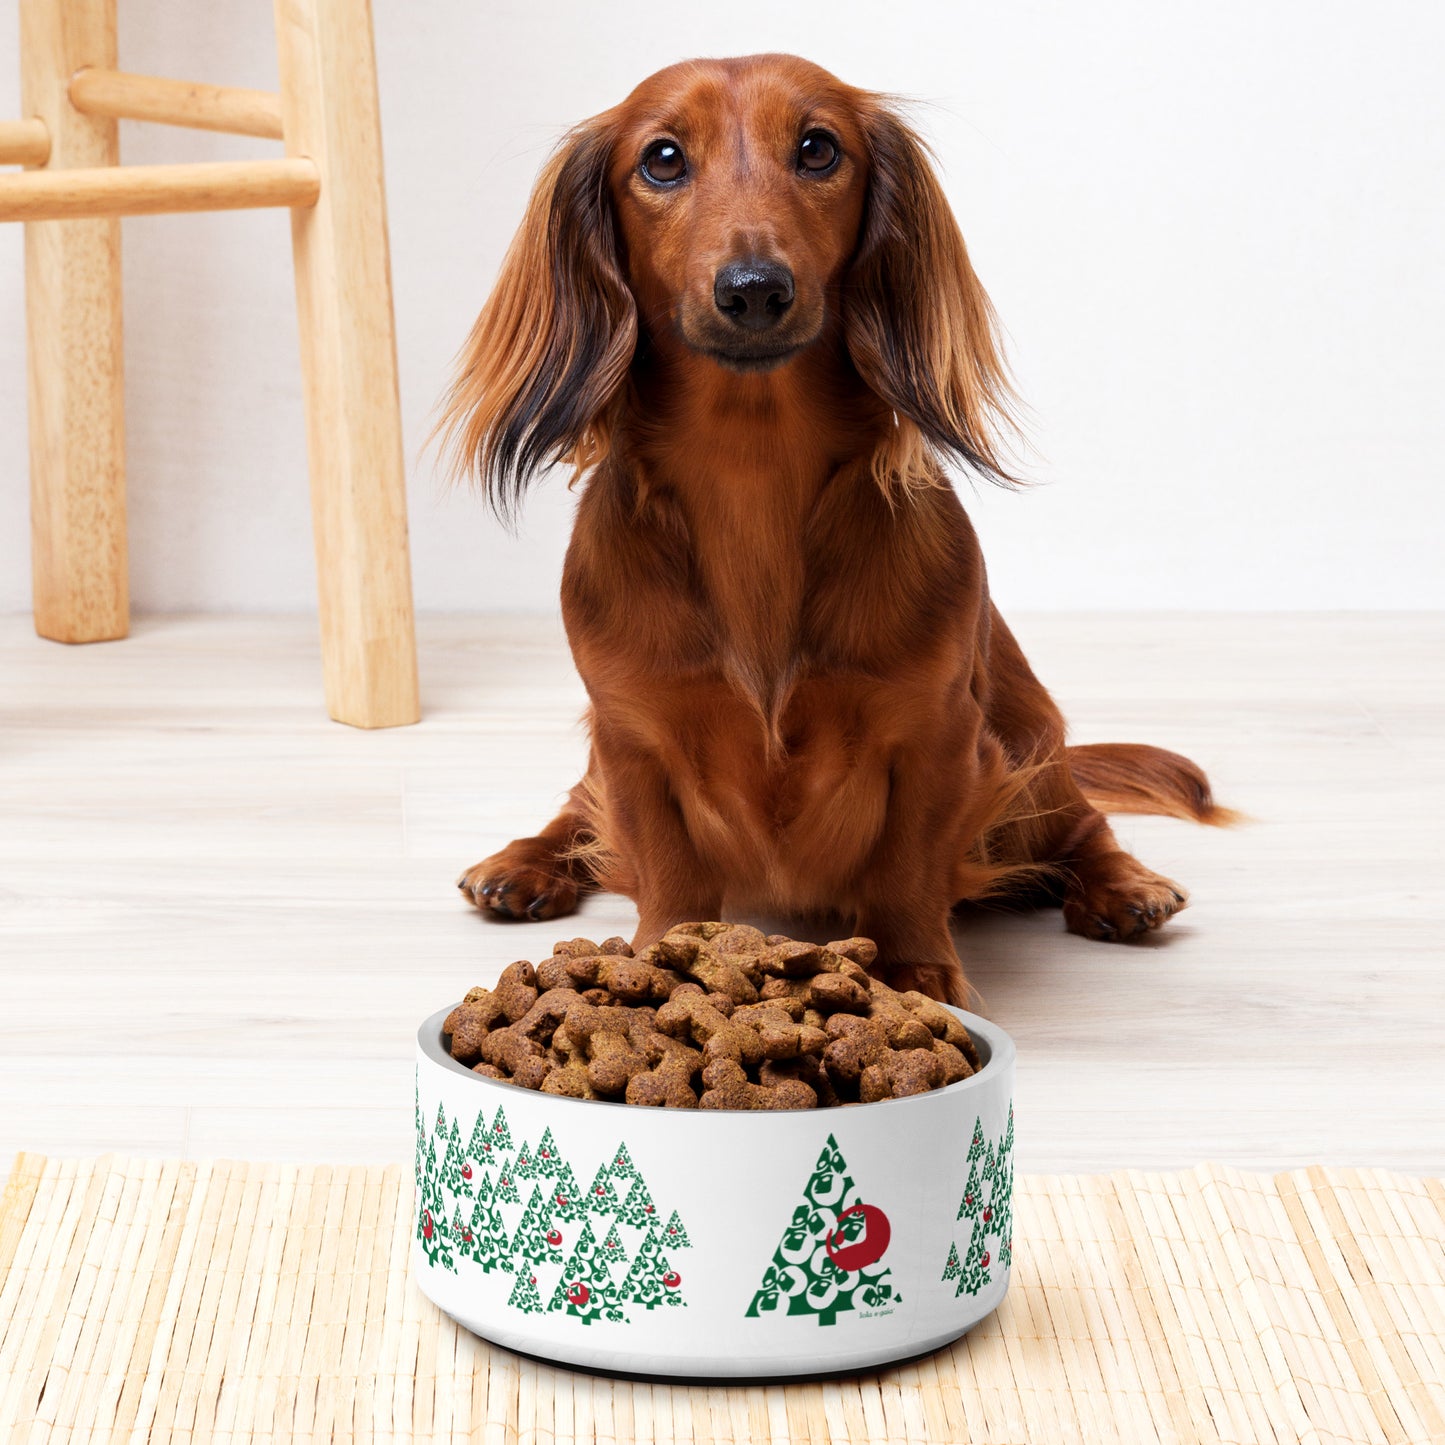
[1,613,1442,1173]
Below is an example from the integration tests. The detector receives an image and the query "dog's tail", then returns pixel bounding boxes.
[1065,743,1241,826]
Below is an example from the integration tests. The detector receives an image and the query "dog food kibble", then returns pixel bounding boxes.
[442,923,980,1110]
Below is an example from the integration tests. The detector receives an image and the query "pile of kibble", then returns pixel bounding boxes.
[442,922,980,1110]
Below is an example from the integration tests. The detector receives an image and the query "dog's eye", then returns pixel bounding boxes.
[798,130,839,174]
[640,140,686,185]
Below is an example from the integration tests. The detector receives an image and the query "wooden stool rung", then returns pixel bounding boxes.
[0,117,49,166]
[68,68,284,141]
[0,156,319,221]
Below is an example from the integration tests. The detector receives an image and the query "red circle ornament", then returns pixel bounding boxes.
[422,1211,433,1241]
[567,1281,590,1308]
[983,1206,992,1223]
[462,1229,473,1243]
[662,1270,681,1289]
[982,1251,991,1268]
[824,1203,892,1272]
[546,1228,562,1247]
[461,1163,472,1180]
[646,1204,655,1214]
[556,1194,568,1208]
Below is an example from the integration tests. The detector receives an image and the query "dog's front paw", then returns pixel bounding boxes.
[457,845,580,922]
[1063,852,1187,942]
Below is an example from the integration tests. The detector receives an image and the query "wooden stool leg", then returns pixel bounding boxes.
[21,0,127,643]
[273,0,420,728]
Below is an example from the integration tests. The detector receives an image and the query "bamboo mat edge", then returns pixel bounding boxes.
[2,1154,1443,1445]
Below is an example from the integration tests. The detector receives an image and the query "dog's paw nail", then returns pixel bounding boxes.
[480,882,497,900]
[526,893,552,919]
[1170,890,1185,904]
[1090,915,1115,938]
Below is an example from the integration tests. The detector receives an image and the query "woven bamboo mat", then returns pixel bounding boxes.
[1,1156,1443,1444]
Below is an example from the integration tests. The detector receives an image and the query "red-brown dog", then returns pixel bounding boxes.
[443,54,1232,1005]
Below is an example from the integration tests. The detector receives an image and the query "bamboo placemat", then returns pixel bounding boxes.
[1,1156,1442,1443]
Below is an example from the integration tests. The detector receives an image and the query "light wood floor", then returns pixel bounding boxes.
[2,613,1441,1175]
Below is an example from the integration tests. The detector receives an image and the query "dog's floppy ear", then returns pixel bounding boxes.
[438,117,637,524]
[846,103,1018,489]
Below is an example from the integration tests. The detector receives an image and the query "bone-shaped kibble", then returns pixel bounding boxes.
[444,994,505,1062]
[760,1053,838,1106]
[564,1000,650,1096]
[898,990,980,1066]
[699,1058,817,1110]
[493,960,540,1022]
[860,1047,945,1101]
[655,993,766,1068]
[625,1047,701,1107]
[756,940,840,977]
[513,988,580,1044]
[729,1002,828,1060]
[563,953,679,1003]
[807,973,870,1014]
[825,937,879,969]
[646,935,759,1003]
[478,1026,553,1089]
[540,1059,598,1099]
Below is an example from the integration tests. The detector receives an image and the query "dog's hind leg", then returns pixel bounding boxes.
[973,609,1203,942]
[457,771,601,921]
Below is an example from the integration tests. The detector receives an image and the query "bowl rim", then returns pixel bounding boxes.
[416,1001,1015,1117]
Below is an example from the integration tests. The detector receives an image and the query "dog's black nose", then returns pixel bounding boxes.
[713,259,794,330]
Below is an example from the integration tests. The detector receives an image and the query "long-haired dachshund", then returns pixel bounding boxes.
[443,54,1232,1005]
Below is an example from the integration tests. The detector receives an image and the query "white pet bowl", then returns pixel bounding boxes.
[413,1004,1016,1379]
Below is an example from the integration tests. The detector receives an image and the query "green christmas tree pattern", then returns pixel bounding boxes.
[744,1134,897,1327]
[464,1107,495,1171]
[534,1127,563,1176]
[493,1166,521,1206]
[617,1224,685,1311]
[617,1175,659,1228]
[462,1179,513,1273]
[600,1221,629,1269]
[548,1218,624,1324]
[942,1242,961,1283]
[584,1164,620,1215]
[415,1133,456,1273]
[489,1105,513,1152]
[943,1101,1014,1297]
[512,1184,565,1267]
[507,1268,547,1315]
[414,1099,692,1322]
[440,1119,469,1198]
[549,1162,585,1224]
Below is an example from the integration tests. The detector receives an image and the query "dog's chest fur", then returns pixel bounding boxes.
[564,449,986,903]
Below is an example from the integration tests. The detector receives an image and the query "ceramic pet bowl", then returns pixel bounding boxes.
[413,1004,1016,1379]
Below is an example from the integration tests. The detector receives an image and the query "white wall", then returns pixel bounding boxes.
[2,0,1441,613]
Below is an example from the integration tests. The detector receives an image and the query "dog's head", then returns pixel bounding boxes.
[440,54,1015,521]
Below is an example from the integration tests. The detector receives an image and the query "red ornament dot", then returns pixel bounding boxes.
[982,1251,991,1268]
[556,1195,568,1208]
[646,1204,654,1214]
[983,1207,993,1223]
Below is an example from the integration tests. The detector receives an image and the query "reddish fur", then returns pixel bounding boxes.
[445,55,1232,1005]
